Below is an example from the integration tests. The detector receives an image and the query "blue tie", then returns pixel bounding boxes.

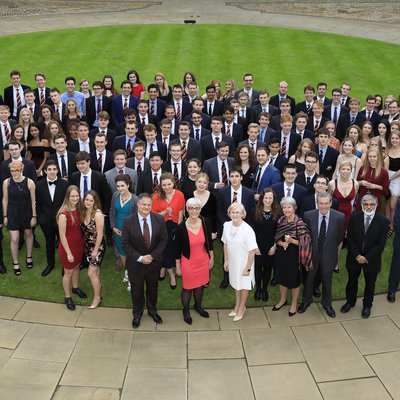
[83,175,88,194]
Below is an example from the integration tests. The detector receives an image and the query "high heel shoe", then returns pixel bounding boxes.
[13,262,21,276]
[88,297,102,309]
[228,310,237,317]
[193,305,209,318]
[183,310,192,325]
[26,257,33,269]
[272,300,288,311]
[233,307,246,322]
[288,310,297,317]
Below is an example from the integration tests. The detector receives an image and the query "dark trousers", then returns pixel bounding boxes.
[254,254,273,293]
[0,227,4,264]
[128,262,160,319]
[303,262,333,307]
[40,222,58,267]
[388,232,400,292]
[345,264,378,308]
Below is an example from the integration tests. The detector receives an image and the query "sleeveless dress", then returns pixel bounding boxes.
[114,196,132,256]
[388,156,400,196]
[28,145,50,171]
[332,179,356,231]
[58,210,84,269]
[6,178,32,230]
[82,214,106,267]
[181,224,210,289]
[294,160,305,173]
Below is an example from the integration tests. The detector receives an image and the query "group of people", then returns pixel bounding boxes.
[0,69,399,327]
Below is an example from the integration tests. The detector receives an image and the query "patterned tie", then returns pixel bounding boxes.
[241,109,245,118]
[29,106,33,114]
[173,163,179,186]
[226,124,231,136]
[350,115,355,124]
[3,124,10,142]
[269,156,274,165]
[54,105,59,119]
[16,89,22,108]
[136,161,142,176]
[314,120,320,133]
[118,169,124,175]
[126,139,132,157]
[181,141,187,161]
[333,106,338,124]
[286,187,291,197]
[97,98,101,114]
[150,142,154,155]
[306,104,311,112]
[341,98,345,106]
[254,166,262,190]
[281,136,287,157]
[142,117,146,125]
[123,98,128,109]
[176,102,181,120]
[153,172,159,192]
[83,176,88,194]
[306,176,311,186]
[195,128,200,141]
[364,216,371,233]
[40,89,45,105]
[232,191,238,203]
[250,142,255,151]
[143,217,151,249]
[318,215,326,252]
[163,136,167,145]
[60,154,67,178]
[150,101,155,116]
[221,161,228,185]
[97,152,103,172]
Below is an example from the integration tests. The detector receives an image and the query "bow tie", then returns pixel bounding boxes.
[48,181,57,186]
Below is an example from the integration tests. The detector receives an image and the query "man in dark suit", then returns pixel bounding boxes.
[90,132,114,174]
[252,90,279,120]
[122,193,168,329]
[169,84,192,121]
[230,99,248,132]
[115,108,137,136]
[69,151,112,214]
[269,80,296,114]
[222,106,243,147]
[234,73,259,107]
[143,123,167,161]
[380,100,400,124]
[33,73,50,106]
[237,92,255,127]
[293,112,315,141]
[336,97,366,142]
[112,121,142,158]
[18,89,40,122]
[388,199,400,302]
[185,97,211,130]
[267,138,287,173]
[164,105,180,136]
[126,141,150,176]
[360,95,381,132]
[203,84,224,117]
[136,152,164,195]
[294,85,315,117]
[157,118,178,150]
[270,99,292,131]
[239,123,266,154]
[36,160,70,276]
[68,122,95,154]
[136,100,158,137]
[258,112,276,145]
[89,111,116,152]
[0,105,15,160]
[341,194,389,318]
[85,81,112,129]
[323,88,349,126]
[176,121,202,162]
[49,134,77,179]
[200,116,235,160]
[340,83,351,108]
[316,128,339,180]
[314,82,331,106]
[49,88,66,124]
[111,81,139,126]
[306,101,328,134]
[147,84,166,122]
[162,141,186,189]
[299,192,345,317]
[271,114,301,160]
[3,70,30,119]
[295,151,319,195]
[189,111,211,141]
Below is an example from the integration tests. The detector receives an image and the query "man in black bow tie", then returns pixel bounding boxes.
[36,160,70,276]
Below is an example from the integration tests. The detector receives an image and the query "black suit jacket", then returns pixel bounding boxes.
[36,177,70,226]
[252,103,279,120]
[336,113,367,142]
[270,131,301,160]
[168,100,193,120]
[18,104,41,122]
[359,109,381,131]
[295,101,314,117]
[90,150,114,173]
[161,160,187,188]
[89,128,117,151]
[221,122,243,147]
[270,153,288,173]
[190,126,211,141]
[85,96,112,129]
[323,104,349,122]
[68,139,95,154]
[181,137,202,161]
[34,87,51,106]
[49,151,78,179]
[1,158,37,183]
[4,84,31,118]
[111,135,142,156]
[316,145,339,180]
[270,182,307,209]
[126,157,151,174]
[300,194,339,216]
[346,212,389,273]
[200,134,235,161]
[306,116,329,133]
[136,114,159,138]
[136,169,164,195]
[269,94,296,115]
[147,98,166,122]
[295,172,317,195]
[184,113,211,130]
[202,100,225,117]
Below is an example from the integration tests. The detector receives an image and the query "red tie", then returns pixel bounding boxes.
[4,124,10,142]
[97,98,101,114]
[153,172,159,192]
[126,139,132,157]
[367,112,371,120]
[221,161,228,185]
[123,98,128,109]
[16,89,22,108]
[281,136,287,157]
[181,141,187,161]
[226,124,231,136]
[143,217,151,249]
[176,102,181,120]
[54,105,59,118]
[150,101,155,115]
[163,136,167,145]
[314,120,320,133]
[173,163,179,186]
[97,153,103,171]
[40,89,45,105]
[29,106,33,114]
[232,191,238,203]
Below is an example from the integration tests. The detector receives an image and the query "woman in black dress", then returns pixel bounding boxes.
[2,160,36,275]
[26,122,50,178]
[254,188,281,302]
[273,197,312,316]
[234,144,256,189]
[154,72,172,103]
[181,158,201,200]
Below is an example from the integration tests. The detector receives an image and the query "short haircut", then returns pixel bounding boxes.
[331,88,341,95]
[120,80,132,88]
[92,81,104,88]
[280,196,297,209]
[75,151,90,162]
[238,91,249,99]
[304,85,315,93]
[143,123,157,133]
[160,118,172,126]
[124,108,136,117]
[206,84,215,92]
[138,99,148,106]
[64,76,76,84]
[280,114,293,123]
[10,70,21,77]
[113,149,127,159]
[317,127,330,137]
[178,121,191,129]
[258,112,271,120]
[216,141,229,150]
[149,151,162,160]
[268,137,280,146]
[227,202,247,219]
[283,163,297,173]
[173,84,183,91]
[44,159,58,170]
[54,134,67,142]
[361,194,378,205]
[294,112,308,122]
[98,111,110,120]
[315,174,329,184]
[50,87,60,94]
[138,192,153,202]
[365,94,376,102]
[258,89,269,96]
[23,89,34,96]
[211,116,223,123]
[305,151,318,161]
[147,83,158,91]
[280,98,291,106]
[95,131,107,140]
[317,82,327,88]
[229,165,243,177]
[247,123,260,132]
[224,105,235,114]
[78,121,89,130]
[126,120,137,128]
[133,140,145,149]
[317,191,332,202]
[186,197,201,210]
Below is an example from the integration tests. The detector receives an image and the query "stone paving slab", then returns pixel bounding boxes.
[157,309,220,331]
[121,367,187,400]
[188,359,254,400]
[188,331,244,360]
[14,300,83,327]
[12,324,81,363]
[249,363,322,400]
[241,327,304,366]
[293,322,374,382]
[266,303,326,327]
[342,315,400,355]
[318,377,392,400]
[0,319,31,349]
[60,328,133,388]
[52,386,120,400]
[389,311,400,329]
[218,307,269,330]
[0,296,25,319]
[366,351,400,400]
[0,348,13,373]
[0,358,64,400]
[129,331,186,369]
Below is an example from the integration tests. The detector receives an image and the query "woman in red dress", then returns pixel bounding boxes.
[175,198,214,324]
[127,69,145,99]
[57,185,85,310]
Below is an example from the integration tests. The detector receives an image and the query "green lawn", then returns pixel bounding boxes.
[0,24,398,308]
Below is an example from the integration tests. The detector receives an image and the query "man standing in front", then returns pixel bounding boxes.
[122,193,168,329]
[341,194,389,318]
[299,192,345,318]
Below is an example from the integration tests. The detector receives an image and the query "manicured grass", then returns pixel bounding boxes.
[0,24,397,308]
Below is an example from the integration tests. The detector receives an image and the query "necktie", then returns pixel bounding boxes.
[306,104,311,112]
[118,169,124,175]
[281,136,287,157]
[181,141,187,161]
[350,115,355,124]
[100,130,105,135]
[97,152,103,171]
[214,136,219,148]
[341,98,345,106]
[286,187,291,197]
[254,165,262,190]
[163,136,167,145]
[83,175,88,194]
[250,142,255,151]
[333,106,338,124]
[97,98,101,114]
[367,112,371,120]
[226,124,231,136]
[232,191,238,203]
[221,161,228,185]
[176,102,181,120]
[319,149,323,164]
[143,217,151,249]
[314,120,320,133]
[150,142,154,155]
[195,128,200,141]
[48,180,56,186]
[54,105,59,119]
[136,161,142,176]
[262,107,267,113]
[16,89,22,108]
[318,215,326,252]
[3,124,10,142]
[364,216,371,233]
[60,154,67,178]
[123,98,128,109]
[126,139,131,157]
[241,109,245,118]
[150,101,155,115]
[142,117,146,125]
[208,103,212,116]
[173,163,179,185]
[306,176,311,186]
[269,156,274,165]
[29,106,33,114]
[153,172,159,192]
[260,129,265,142]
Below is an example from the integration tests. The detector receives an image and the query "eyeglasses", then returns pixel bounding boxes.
[305,160,317,164]
[188,207,201,211]
[10,170,21,173]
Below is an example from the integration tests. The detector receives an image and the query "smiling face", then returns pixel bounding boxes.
[69,189,80,206]
[195,176,208,191]
[188,161,201,178]
[116,180,129,194]
[84,193,95,209]
[161,178,174,194]
[239,147,250,161]
[29,125,40,139]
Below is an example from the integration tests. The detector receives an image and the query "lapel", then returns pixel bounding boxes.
[325,211,335,241]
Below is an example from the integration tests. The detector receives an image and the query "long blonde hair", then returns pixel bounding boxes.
[361,148,383,178]
[57,185,83,224]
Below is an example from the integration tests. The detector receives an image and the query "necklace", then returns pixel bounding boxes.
[13,178,25,192]
[120,194,131,205]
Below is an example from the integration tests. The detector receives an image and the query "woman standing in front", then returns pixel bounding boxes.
[151,172,185,289]
[82,190,105,309]
[222,203,258,322]
[273,197,312,316]
[175,198,214,324]
[57,186,85,310]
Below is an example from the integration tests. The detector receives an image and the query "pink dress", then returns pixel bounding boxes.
[181,224,209,289]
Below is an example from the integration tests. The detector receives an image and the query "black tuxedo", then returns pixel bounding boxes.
[4,84,31,118]
[34,87,51,106]
[121,212,168,319]
[1,158,37,183]
[49,151,78,179]
[36,178,69,267]
[269,94,296,115]
[68,139,95,154]
[270,131,301,160]
[136,169,164,195]
[90,150,114,173]
[336,113,367,142]
[345,212,389,308]
[147,98,166,122]
[89,128,117,151]
[316,145,339,180]
[202,100,225,117]
[200,134,235,161]
[85,96,112,129]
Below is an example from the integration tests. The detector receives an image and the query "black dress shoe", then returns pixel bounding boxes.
[219,279,229,289]
[41,265,54,277]
[297,303,310,313]
[158,275,166,281]
[149,313,163,324]
[33,239,41,248]
[193,305,209,318]
[288,310,296,317]
[340,302,353,313]
[387,292,396,303]
[132,318,141,329]
[362,307,371,318]
[262,291,269,302]
[72,287,87,299]
[65,297,75,311]
[183,310,192,325]
[254,290,262,301]
[0,264,6,274]
[324,306,336,318]
[272,300,288,311]
[270,278,277,287]
[313,287,321,298]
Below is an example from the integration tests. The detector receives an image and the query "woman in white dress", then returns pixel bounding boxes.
[222,203,258,322]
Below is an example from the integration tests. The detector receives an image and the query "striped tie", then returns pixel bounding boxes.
[281,136,287,157]
[16,89,22,108]
[176,102,181,120]
[181,141,187,161]
[40,89,45,105]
